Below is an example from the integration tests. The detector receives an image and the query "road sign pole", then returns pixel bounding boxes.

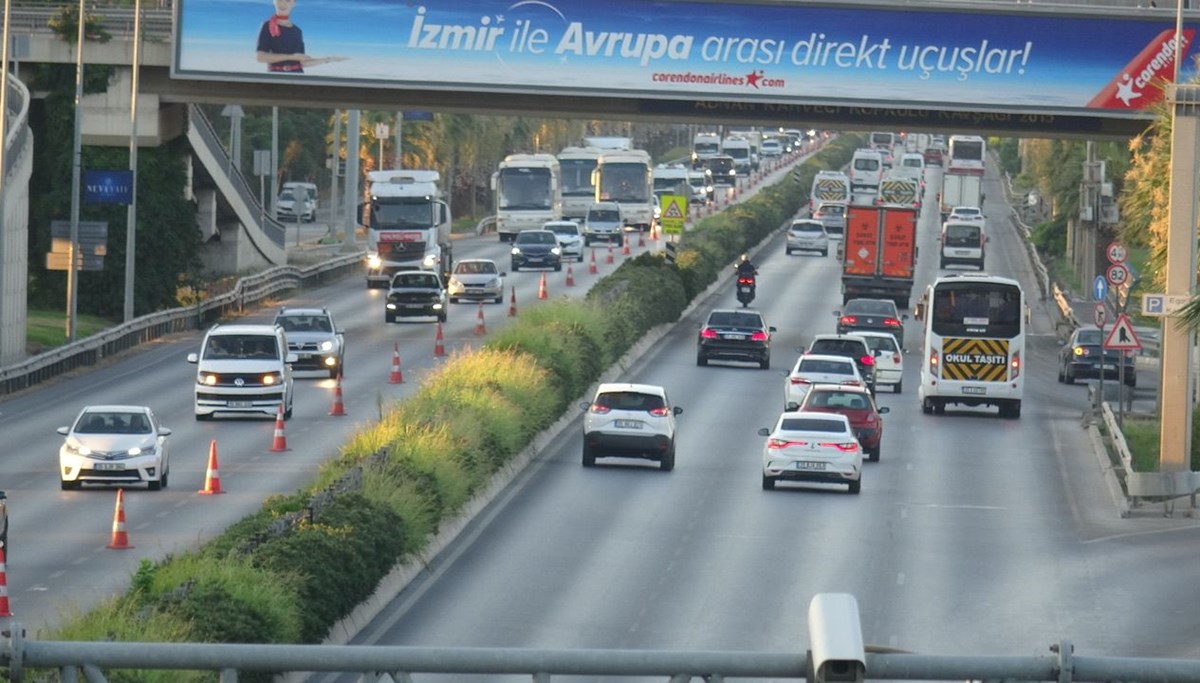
[1098,322,1104,407]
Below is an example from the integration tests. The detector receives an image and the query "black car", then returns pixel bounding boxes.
[384,269,448,323]
[806,333,877,394]
[835,298,907,349]
[697,309,774,369]
[1058,325,1136,387]
[511,229,563,272]
[706,155,739,186]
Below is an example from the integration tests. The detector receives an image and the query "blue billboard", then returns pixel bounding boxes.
[83,170,134,205]
[173,0,1198,117]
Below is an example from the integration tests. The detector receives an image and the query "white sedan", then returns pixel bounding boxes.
[856,331,904,393]
[57,405,172,491]
[784,353,866,410]
[759,411,862,493]
[447,259,506,304]
[948,205,985,222]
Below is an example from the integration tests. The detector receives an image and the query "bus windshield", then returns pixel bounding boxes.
[930,281,1022,338]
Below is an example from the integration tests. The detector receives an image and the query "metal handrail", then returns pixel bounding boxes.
[186,104,287,248]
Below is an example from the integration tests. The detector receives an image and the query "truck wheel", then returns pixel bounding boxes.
[385,312,395,323]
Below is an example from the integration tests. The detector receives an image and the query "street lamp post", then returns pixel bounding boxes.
[374,122,389,171]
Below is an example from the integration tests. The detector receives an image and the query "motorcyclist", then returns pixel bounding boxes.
[735,254,758,280]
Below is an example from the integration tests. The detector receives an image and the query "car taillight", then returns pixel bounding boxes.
[1011,350,1021,379]
[840,315,857,326]
[884,318,901,328]
[768,438,806,449]
[892,353,901,364]
[840,379,862,386]
[865,413,876,423]
[590,404,611,414]
[790,377,811,385]
[700,328,719,339]
[750,331,769,341]
[648,407,669,417]
[822,442,860,452]
[860,355,875,367]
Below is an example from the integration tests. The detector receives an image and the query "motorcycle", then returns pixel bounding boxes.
[736,275,756,307]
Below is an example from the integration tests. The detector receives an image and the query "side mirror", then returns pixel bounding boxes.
[673,406,684,416]
[158,427,173,436]
[186,353,199,364]
[757,427,771,437]
[877,406,890,415]
[832,310,841,317]
[769,326,777,333]
[286,353,299,364]
[785,402,800,412]
[579,401,592,411]
[56,426,69,436]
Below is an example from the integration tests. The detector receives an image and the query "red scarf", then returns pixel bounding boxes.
[267,14,290,38]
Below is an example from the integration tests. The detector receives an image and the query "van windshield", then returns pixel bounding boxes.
[589,210,620,222]
[205,334,279,360]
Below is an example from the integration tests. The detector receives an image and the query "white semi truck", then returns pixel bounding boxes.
[594,149,654,231]
[557,146,601,221]
[492,153,563,242]
[364,170,453,289]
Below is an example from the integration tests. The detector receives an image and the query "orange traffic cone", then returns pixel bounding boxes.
[198,439,225,494]
[538,272,549,300]
[329,373,347,416]
[434,321,446,357]
[0,548,11,617]
[622,234,632,256]
[638,230,646,247]
[606,241,615,264]
[474,302,487,335]
[589,247,599,274]
[508,286,518,317]
[268,405,289,452]
[106,488,134,549]
[565,264,576,287]
[650,222,659,241]
[389,343,404,384]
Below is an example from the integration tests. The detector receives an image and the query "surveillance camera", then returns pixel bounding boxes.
[807,593,866,683]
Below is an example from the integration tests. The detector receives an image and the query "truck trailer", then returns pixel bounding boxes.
[841,204,918,309]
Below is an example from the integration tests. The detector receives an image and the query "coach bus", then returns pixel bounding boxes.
[915,273,1026,418]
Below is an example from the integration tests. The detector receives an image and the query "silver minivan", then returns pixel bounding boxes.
[583,202,624,246]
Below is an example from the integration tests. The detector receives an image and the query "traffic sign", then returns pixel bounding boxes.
[1106,242,1128,264]
[1093,303,1106,327]
[1092,275,1108,302]
[1106,263,1130,288]
[1103,313,1142,351]
[1141,293,1191,317]
[659,195,687,235]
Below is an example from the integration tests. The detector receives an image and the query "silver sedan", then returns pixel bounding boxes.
[447,259,506,304]
[57,405,172,491]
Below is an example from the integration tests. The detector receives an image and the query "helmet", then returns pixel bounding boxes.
[739,253,750,263]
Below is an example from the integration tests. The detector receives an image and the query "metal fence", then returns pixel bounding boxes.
[0,252,363,397]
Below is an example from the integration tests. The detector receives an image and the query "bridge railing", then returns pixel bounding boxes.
[187,104,288,249]
[2,77,31,181]
[0,252,363,397]
[6,2,174,38]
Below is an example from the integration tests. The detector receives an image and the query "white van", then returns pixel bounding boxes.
[850,149,884,193]
[583,202,624,245]
[939,220,987,270]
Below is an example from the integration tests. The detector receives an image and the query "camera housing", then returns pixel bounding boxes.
[807,593,866,683]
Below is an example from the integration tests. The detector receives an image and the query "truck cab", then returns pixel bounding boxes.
[365,170,453,288]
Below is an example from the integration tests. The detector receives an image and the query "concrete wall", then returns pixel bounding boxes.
[1,139,32,367]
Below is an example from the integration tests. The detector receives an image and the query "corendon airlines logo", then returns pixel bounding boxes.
[1087,29,1194,109]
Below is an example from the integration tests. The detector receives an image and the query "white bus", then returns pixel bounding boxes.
[946,135,987,176]
[557,146,601,221]
[594,149,653,231]
[916,273,1025,418]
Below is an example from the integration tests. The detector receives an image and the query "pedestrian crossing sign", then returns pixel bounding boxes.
[1103,313,1141,351]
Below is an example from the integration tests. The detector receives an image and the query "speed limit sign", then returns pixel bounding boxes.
[1106,263,1130,287]
[1106,242,1128,265]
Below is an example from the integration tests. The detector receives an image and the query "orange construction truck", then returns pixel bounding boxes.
[841,204,918,310]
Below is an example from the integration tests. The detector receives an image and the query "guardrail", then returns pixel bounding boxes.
[1100,400,1199,509]
[0,251,364,397]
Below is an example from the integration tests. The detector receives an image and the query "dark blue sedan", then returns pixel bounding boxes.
[1057,325,1136,387]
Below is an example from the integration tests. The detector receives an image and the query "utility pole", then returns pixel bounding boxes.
[66,0,87,342]
[123,0,141,323]
[330,110,340,237]
[341,110,360,253]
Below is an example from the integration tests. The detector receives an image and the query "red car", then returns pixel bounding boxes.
[796,385,889,462]
[923,147,944,166]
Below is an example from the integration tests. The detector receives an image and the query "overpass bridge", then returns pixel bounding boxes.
[0,0,1192,366]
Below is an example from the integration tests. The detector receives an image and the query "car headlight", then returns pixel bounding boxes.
[422,254,438,268]
[319,340,334,352]
[511,247,522,255]
[488,277,501,287]
[449,277,462,287]
[64,439,92,456]
[551,247,561,255]
[128,445,156,457]
[367,254,382,269]
[199,372,218,386]
[261,372,282,385]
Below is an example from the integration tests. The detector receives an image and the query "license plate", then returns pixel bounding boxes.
[961,386,986,395]
[228,401,252,409]
[614,420,642,429]
[1103,364,1117,371]
[94,462,125,471]
[794,461,826,470]
[404,303,427,308]
[725,334,746,340]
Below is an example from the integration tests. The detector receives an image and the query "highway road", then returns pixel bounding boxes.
[302,164,1200,683]
[5,154,1200,681]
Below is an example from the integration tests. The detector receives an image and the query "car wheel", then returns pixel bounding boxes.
[939,259,946,269]
[1057,365,1065,383]
[761,474,775,491]
[1064,366,1075,385]
[554,263,562,272]
[760,355,771,370]
[494,295,504,304]
[582,444,596,468]
[867,444,880,462]
[696,353,708,367]
[148,477,162,491]
[894,380,902,394]
[578,254,585,263]
[933,401,946,415]
[660,444,675,472]
[60,479,80,491]
[328,366,340,379]
[385,312,395,323]
[821,249,828,256]
[449,297,458,304]
[786,247,793,255]
[160,468,169,489]
[196,412,213,422]
[511,263,519,272]
[284,399,294,421]
[439,311,448,323]
[848,478,862,494]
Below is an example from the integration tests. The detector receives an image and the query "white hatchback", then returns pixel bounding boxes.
[784,354,866,410]
[580,383,682,471]
[786,219,829,256]
[856,331,904,393]
[759,411,862,493]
